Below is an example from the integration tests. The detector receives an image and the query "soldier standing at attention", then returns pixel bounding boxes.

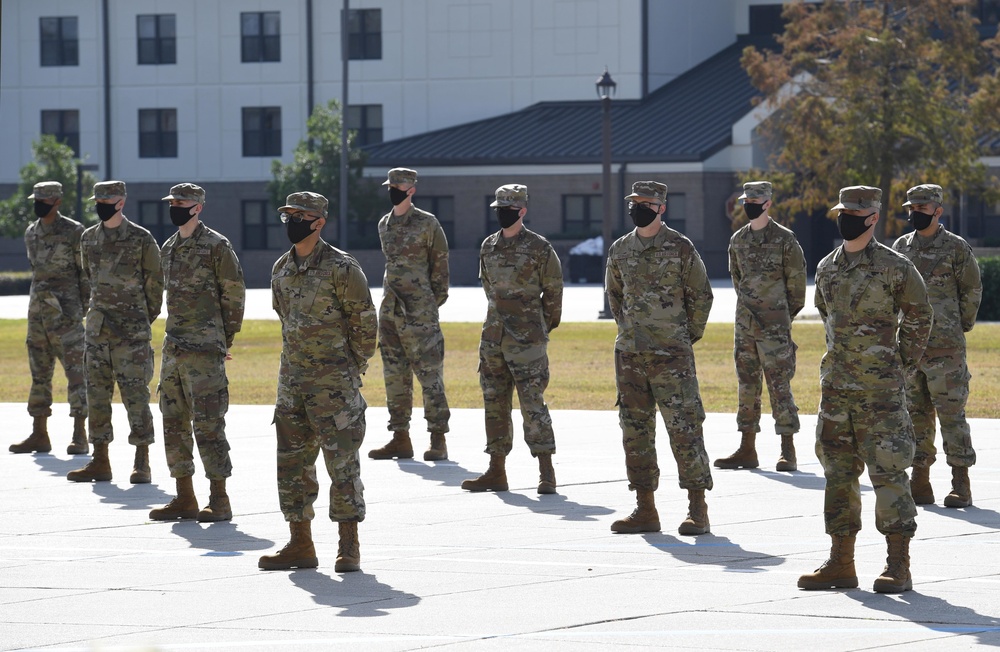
[68,181,163,484]
[798,186,932,594]
[10,181,90,456]
[462,184,563,494]
[149,184,246,523]
[606,181,715,536]
[368,168,451,462]
[716,181,806,471]
[259,192,376,573]
[892,184,982,507]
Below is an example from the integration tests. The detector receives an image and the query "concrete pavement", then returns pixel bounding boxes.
[2,404,999,651]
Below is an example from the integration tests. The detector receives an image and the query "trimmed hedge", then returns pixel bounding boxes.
[0,271,31,296]
[980,257,1000,321]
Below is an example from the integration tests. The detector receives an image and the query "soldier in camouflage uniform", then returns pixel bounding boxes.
[892,184,982,508]
[259,192,377,573]
[149,184,246,523]
[716,181,806,472]
[462,184,563,495]
[68,181,163,485]
[606,181,715,537]
[798,186,932,594]
[368,168,451,462]
[10,181,90,456]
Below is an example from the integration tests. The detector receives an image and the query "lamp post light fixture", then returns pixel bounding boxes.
[596,67,616,319]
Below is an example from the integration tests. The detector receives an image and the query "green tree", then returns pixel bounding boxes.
[741,0,1000,240]
[269,100,384,248]
[0,136,99,238]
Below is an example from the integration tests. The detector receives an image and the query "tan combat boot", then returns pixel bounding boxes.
[9,416,51,454]
[197,478,233,522]
[873,534,912,593]
[67,441,112,482]
[776,434,797,472]
[368,431,414,460]
[910,465,934,505]
[797,534,858,589]
[537,453,556,494]
[678,489,711,535]
[130,444,151,484]
[611,489,661,533]
[67,416,89,455]
[714,431,759,469]
[149,476,199,521]
[423,432,448,461]
[258,521,319,570]
[335,521,361,572]
[461,453,508,492]
[943,466,972,508]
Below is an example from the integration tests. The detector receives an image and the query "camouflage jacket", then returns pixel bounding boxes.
[378,205,449,324]
[271,238,377,383]
[161,222,246,354]
[606,224,714,354]
[479,227,563,345]
[81,217,163,341]
[892,225,982,350]
[815,238,933,391]
[25,213,89,323]
[729,218,806,332]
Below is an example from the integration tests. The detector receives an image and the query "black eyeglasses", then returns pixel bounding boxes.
[628,201,661,209]
[279,211,318,224]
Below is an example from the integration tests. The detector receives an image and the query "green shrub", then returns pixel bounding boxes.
[0,271,31,296]
[980,257,1000,321]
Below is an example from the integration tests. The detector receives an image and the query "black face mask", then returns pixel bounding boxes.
[96,202,119,222]
[286,219,316,244]
[34,200,53,218]
[837,212,873,241]
[388,187,409,206]
[496,207,521,229]
[909,210,934,231]
[744,202,767,220]
[629,203,658,228]
[169,205,196,227]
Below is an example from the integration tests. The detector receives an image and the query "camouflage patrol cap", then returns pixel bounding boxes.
[278,191,328,217]
[490,184,528,208]
[739,181,772,201]
[28,181,63,200]
[902,184,944,207]
[89,180,127,200]
[624,181,667,204]
[161,183,206,204]
[831,185,881,212]
[382,168,418,186]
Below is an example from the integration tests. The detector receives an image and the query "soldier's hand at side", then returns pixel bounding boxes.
[225,349,233,361]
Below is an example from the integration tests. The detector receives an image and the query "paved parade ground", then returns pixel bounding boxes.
[2,404,999,651]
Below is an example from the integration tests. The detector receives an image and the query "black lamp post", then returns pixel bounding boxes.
[596,67,616,319]
[75,163,99,223]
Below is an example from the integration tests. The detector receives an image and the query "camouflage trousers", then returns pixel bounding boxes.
[85,335,154,445]
[158,341,232,480]
[273,375,366,523]
[816,388,917,537]
[479,335,555,457]
[907,348,975,469]
[379,315,450,434]
[26,309,87,418]
[734,323,799,435]
[615,350,713,492]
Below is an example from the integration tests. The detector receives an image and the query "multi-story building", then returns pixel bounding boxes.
[2,0,997,285]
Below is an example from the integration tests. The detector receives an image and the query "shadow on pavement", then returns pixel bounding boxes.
[31,453,90,478]
[847,590,1000,647]
[492,489,614,522]
[640,532,785,572]
[920,504,1000,529]
[748,468,829,491]
[288,569,420,617]
[165,521,274,554]
[90,480,173,510]
[392,458,478,488]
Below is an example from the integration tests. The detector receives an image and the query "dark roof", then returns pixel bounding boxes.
[363,37,764,167]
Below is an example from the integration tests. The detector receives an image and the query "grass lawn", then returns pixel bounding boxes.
[0,320,997,418]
